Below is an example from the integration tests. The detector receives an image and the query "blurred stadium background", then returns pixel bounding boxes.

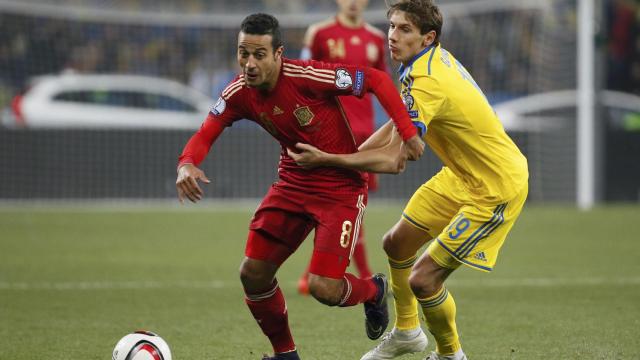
[1,1,640,359]
[0,0,638,204]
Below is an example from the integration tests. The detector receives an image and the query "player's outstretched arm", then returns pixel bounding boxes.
[287,124,407,174]
[176,164,211,204]
[358,120,396,151]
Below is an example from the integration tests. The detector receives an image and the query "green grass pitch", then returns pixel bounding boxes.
[1,204,639,359]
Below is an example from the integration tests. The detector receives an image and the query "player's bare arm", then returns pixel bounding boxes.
[288,123,408,174]
[176,163,211,204]
[287,120,401,169]
[358,120,396,151]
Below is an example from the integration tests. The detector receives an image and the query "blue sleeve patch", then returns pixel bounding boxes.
[353,70,365,96]
[408,110,419,118]
[412,121,426,137]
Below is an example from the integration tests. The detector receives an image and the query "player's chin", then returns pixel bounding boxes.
[389,51,402,62]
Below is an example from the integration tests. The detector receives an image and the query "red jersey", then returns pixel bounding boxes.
[178,58,416,195]
[305,17,387,140]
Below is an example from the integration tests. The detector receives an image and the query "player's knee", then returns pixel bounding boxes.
[239,258,273,289]
[308,276,342,306]
[408,268,438,298]
[382,229,403,257]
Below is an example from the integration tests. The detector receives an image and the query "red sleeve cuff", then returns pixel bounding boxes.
[398,123,418,141]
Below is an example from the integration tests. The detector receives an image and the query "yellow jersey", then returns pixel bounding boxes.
[400,44,528,204]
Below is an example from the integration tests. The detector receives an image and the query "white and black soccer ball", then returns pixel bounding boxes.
[112,330,172,360]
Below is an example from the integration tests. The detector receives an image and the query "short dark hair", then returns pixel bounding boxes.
[240,13,283,51]
[387,0,443,45]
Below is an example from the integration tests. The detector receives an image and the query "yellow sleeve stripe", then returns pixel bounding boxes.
[427,46,437,75]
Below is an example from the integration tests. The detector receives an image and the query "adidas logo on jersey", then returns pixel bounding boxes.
[273,105,284,115]
[474,251,487,262]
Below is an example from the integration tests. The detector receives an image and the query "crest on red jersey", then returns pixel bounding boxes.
[293,106,314,127]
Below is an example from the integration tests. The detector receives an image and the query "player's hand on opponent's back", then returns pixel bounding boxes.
[287,143,329,169]
[176,164,211,203]
[404,135,425,161]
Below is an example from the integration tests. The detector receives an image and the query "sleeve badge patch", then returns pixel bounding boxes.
[211,97,226,115]
[353,70,365,96]
[403,94,415,111]
[335,68,353,89]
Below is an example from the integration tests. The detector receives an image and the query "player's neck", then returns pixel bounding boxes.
[402,45,436,67]
[261,57,283,92]
[337,13,364,28]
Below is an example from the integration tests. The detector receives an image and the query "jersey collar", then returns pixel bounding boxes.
[335,15,365,30]
[397,44,436,74]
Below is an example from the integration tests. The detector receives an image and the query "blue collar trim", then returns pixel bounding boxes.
[398,44,435,74]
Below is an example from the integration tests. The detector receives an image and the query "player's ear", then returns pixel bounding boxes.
[274,46,284,60]
[422,30,436,47]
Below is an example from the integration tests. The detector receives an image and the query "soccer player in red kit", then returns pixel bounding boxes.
[175,14,424,360]
[296,0,387,294]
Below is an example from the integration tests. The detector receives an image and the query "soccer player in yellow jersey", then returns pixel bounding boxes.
[287,1,529,359]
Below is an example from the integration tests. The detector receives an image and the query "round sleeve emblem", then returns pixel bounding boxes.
[335,69,353,89]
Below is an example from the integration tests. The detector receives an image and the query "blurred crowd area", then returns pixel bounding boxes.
[0,9,542,108]
[0,0,637,109]
[0,13,304,107]
[15,0,381,13]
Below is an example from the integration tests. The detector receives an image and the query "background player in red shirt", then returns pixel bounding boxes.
[175,14,424,360]
[296,0,387,295]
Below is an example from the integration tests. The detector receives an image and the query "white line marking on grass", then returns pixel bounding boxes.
[448,277,640,287]
[0,280,226,290]
[0,199,263,212]
[0,199,406,212]
[1,277,639,291]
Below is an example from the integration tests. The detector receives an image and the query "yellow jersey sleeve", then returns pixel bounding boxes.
[406,76,445,137]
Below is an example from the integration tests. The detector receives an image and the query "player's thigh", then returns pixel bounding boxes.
[383,218,433,260]
[247,186,315,266]
[427,184,528,272]
[401,168,463,240]
[308,192,367,279]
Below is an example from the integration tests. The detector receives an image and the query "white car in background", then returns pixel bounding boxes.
[2,73,213,129]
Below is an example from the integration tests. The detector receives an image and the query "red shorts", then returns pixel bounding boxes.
[246,184,367,279]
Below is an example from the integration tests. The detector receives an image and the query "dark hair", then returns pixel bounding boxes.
[240,13,283,50]
[387,0,443,45]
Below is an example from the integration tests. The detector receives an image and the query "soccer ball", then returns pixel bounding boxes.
[112,330,172,360]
